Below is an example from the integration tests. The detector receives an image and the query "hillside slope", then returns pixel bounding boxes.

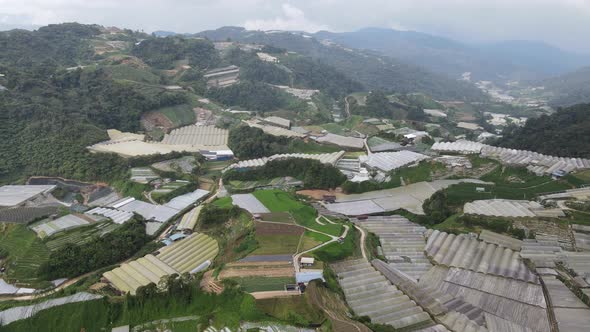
[313,27,590,82]
[540,67,590,107]
[497,103,590,158]
[196,27,487,101]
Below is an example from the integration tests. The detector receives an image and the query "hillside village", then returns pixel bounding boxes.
[1,23,590,332]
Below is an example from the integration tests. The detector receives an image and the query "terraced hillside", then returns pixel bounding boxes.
[331,259,434,330]
[354,216,432,281]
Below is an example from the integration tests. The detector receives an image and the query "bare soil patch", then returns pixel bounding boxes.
[255,221,304,236]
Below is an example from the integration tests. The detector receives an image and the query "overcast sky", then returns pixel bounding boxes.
[1,0,590,53]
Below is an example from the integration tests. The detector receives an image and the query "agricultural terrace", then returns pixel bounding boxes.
[150,181,190,201]
[0,224,51,287]
[45,221,120,251]
[252,190,343,237]
[229,276,296,293]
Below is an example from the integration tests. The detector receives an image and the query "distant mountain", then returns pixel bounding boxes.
[313,27,590,82]
[540,66,590,107]
[195,27,487,101]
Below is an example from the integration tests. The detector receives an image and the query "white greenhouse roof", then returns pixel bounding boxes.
[0,185,56,207]
[361,151,429,172]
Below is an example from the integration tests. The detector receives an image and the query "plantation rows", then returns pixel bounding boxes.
[45,222,120,251]
[0,206,59,224]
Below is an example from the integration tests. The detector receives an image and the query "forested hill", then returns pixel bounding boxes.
[540,66,590,107]
[195,27,487,101]
[497,103,590,158]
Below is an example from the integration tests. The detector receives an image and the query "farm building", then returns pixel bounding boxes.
[161,125,229,148]
[367,136,403,153]
[331,259,434,329]
[230,194,270,214]
[540,273,590,331]
[256,52,278,63]
[456,122,482,131]
[423,109,447,118]
[324,179,491,216]
[103,233,218,295]
[481,145,590,175]
[130,167,159,184]
[273,85,318,100]
[31,214,94,238]
[85,207,134,224]
[262,116,291,129]
[204,65,239,88]
[360,151,429,173]
[313,133,364,149]
[0,185,56,207]
[431,140,484,154]
[478,230,523,251]
[177,206,203,231]
[434,155,472,169]
[163,189,209,211]
[463,199,565,218]
[109,198,178,223]
[246,121,305,138]
[425,230,537,283]
[354,216,432,281]
[223,151,344,173]
[300,257,315,267]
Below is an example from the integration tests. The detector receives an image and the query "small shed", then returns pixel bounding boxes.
[300,257,315,267]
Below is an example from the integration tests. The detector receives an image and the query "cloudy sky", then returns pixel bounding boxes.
[1,0,590,53]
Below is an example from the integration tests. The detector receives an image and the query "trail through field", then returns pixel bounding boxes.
[292,221,349,273]
[354,225,368,260]
[315,215,326,225]
[250,290,301,299]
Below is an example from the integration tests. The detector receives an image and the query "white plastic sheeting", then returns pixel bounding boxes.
[224,151,344,172]
[361,151,430,172]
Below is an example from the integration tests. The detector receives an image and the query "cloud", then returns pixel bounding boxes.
[244,3,329,32]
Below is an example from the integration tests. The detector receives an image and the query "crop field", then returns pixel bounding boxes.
[256,295,325,326]
[252,190,303,212]
[258,212,294,223]
[151,181,189,200]
[252,222,304,255]
[0,206,59,224]
[0,224,50,286]
[292,206,343,237]
[45,222,120,251]
[229,276,295,292]
[156,104,195,127]
[212,197,233,208]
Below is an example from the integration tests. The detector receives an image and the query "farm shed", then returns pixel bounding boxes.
[178,206,203,231]
[331,259,434,330]
[223,151,345,173]
[31,214,91,238]
[423,109,447,118]
[111,198,178,223]
[418,266,549,332]
[103,254,177,295]
[457,122,482,131]
[478,230,523,251]
[355,216,431,280]
[431,140,484,154]
[519,238,562,268]
[86,207,134,224]
[360,151,429,173]
[481,145,590,175]
[425,230,537,283]
[162,125,229,147]
[313,133,364,149]
[163,189,209,211]
[463,199,564,218]
[246,121,305,138]
[367,136,403,153]
[262,116,291,129]
[541,275,590,331]
[156,233,219,274]
[300,257,315,266]
[0,185,56,207]
[325,179,491,216]
[231,194,270,214]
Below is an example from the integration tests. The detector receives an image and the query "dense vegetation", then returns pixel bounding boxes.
[497,104,590,158]
[227,126,290,158]
[224,159,346,189]
[132,36,219,69]
[207,81,288,112]
[43,219,150,279]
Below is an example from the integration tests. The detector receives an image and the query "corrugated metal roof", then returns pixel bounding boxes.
[314,133,364,149]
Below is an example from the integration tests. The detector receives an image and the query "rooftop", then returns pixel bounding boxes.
[0,185,56,207]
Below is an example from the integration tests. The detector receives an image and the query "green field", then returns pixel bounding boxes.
[230,276,295,292]
[253,190,343,237]
[287,139,342,154]
[252,234,301,255]
[252,190,303,212]
[256,295,325,326]
[156,103,195,127]
[312,225,358,262]
[0,224,50,287]
[151,181,189,200]
[213,197,233,208]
